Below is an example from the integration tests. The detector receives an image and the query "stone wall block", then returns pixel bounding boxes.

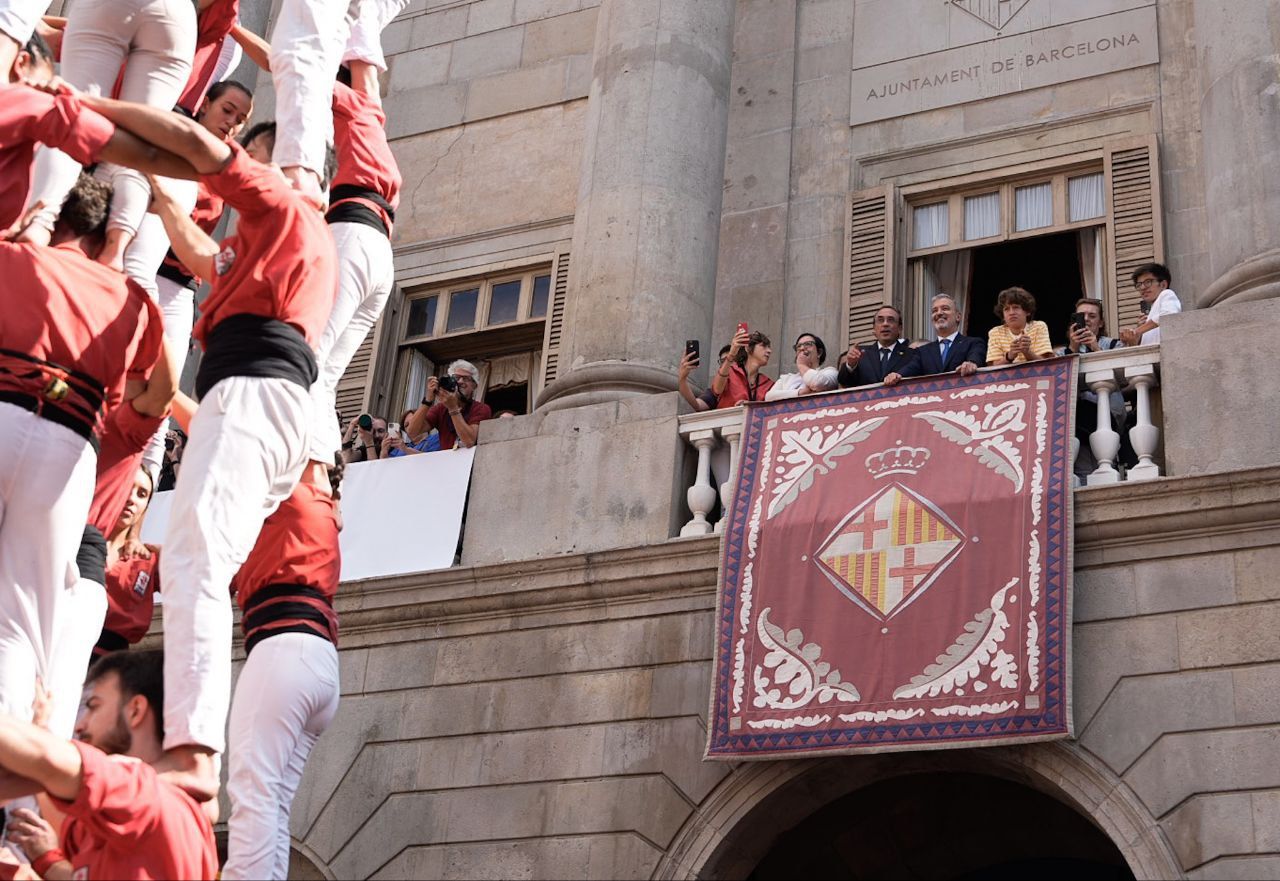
[466,0,515,35]
[411,6,469,48]
[1073,565,1138,622]
[1230,663,1280,727]
[514,0,583,25]
[384,82,466,138]
[464,60,568,121]
[1132,553,1236,616]
[1187,856,1280,881]
[371,835,662,881]
[1233,546,1280,604]
[1072,614,1179,727]
[1164,793,1256,872]
[1177,601,1280,670]
[522,7,598,65]
[1125,725,1280,818]
[449,26,526,81]
[389,43,452,92]
[1253,789,1280,853]
[1079,668,1234,773]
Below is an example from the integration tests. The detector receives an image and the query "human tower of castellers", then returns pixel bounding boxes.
[0,0,405,875]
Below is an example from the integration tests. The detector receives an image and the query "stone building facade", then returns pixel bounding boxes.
[207,0,1280,877]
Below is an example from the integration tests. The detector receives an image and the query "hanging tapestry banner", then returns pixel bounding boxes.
[705,358,1077,758]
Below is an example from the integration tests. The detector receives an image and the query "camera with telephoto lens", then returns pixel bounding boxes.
[437,375,458,394]
[357,413,373,431]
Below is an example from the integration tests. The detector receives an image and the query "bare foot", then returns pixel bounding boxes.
[155,745,219,803]
[280,165,325,211]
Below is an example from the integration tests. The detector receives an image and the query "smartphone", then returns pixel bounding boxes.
[1071,312,1086,330]
[685,339,700,364]
[387,421,404,442]
[736,321,749,336]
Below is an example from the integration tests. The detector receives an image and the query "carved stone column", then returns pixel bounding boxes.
[537,0,736,411]
[1195,3,1280,306]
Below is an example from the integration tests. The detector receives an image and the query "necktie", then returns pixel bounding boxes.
[940,338,952,364]
[880,348,890,367]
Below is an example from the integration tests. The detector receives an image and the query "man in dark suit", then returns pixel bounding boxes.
[898,293,985,381]
[838,305,917,388]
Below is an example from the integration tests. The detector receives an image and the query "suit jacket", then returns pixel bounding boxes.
[837,340,917,387]
[899,333,986,379]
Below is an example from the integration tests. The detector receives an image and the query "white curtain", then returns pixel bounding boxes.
[922,251,973,336]
[487,352,533,389]
[1069,172,1106,222]
[963,192,1000,240]
[402,349,430,413]
[1014,182,1053,231]
[913,202,949,249]
[1077,227,1105,301]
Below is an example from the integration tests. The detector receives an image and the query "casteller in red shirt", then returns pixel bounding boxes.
[88,401,167,536]
[0,241,163,425]
[193,142,337,349]
[328,81,401,236]
[49,740,217,880]
[0,82,116,231]
[232,480,341,654]
[98,551,162,655]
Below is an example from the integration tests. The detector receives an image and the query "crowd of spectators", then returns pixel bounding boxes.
[676,265,1181,477]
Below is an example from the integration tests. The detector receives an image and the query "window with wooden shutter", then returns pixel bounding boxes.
[844,186,896,349]
[335,328,376,425]
[1105,136,1164,336]
[538,249,571,390]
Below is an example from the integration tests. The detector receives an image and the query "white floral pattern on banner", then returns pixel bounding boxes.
[1025,391,1048,693]
[782,404,864,425]
[1026,612,1041,693]
[752,608,861,710]
[747,715,832,730]
[950,383,1030,399]
[866,395,943,411]
[913,400,1027,490]
[930,700,1020,718]
[767,419,888,519]
[838,708,925,723]
[892,579,1018,700]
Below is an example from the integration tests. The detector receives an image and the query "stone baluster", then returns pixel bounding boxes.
[716,419,744,533]
[681,430,718,536]
[1125,364,1161,481]
[1085,369,1121,486]
[1070,435,1082,488]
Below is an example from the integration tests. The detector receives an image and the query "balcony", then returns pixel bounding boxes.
[676,346,1165,537]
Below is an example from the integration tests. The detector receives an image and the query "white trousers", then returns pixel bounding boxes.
[0,404,96,724]
[45,578,107,739]
[223,632,339,881]
[268,0,350,175]
[141,272,197,478]
[160,376,310,754]
[343,0,410,71]
[27,0,194,236]
[0,0,48,44]
[308,221,395,462]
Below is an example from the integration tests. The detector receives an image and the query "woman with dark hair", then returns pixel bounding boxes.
[94,467,162,661]
[766,331,838,400]
[713,326,774,407]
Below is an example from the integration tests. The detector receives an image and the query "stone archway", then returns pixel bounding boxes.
[653,742,1182,880]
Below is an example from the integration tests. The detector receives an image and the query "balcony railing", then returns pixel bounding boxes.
[675,346,1164,536]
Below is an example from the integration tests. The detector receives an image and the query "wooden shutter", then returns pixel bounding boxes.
[334,329,375,425]
[844,186,896,349]
[1105,137,1164,334]
[538,249,571,391]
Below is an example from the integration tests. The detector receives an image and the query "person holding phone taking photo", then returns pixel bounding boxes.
[712,323,774,408]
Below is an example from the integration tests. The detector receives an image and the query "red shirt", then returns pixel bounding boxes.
[102,550,161,645]
[716,364,774,408]
[193,144,337,347]
[177,0,240,113]
[232,481,341,645]
[424,399,492,450]
[0,242,163,416]
[88,401,167,535]
[330,83,401,235]
[52,741,217,881]
[160,180,225,284]
[0,83,115,231]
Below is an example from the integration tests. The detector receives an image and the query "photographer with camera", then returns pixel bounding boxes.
[405,360,492,450]
[341,413,387,463]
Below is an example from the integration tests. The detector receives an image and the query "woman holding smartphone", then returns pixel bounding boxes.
[712,325,774,408]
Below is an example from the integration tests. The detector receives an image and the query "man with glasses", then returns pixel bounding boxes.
[838,305,916,388]
[405,360,492,450]
[1120,263,1181,346]
[896,293,985,381]
[766,333,839,400]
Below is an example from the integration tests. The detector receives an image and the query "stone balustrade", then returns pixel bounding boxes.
[675,347,1165,535]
